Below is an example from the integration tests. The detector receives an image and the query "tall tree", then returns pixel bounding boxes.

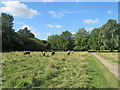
[2,13,22,51]
[114,23,120,52]
[99,19,117,51]
[1,13,49,51]
[59,30,74,50]
[88,28,100,51]
[73,28,89,51]
[48,35,60,50]
[48,31,74,50]
[17,27,35,39]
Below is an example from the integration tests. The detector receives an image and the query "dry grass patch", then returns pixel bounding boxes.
[97,52,119,63]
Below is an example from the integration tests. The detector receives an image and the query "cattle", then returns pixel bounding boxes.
[11,59,17,63]
[51,51,55,55]
[88,49,90,53]
[24,51,31,55]
[42,51,45,56]
[72,50,74,53]
[67,50,70,56]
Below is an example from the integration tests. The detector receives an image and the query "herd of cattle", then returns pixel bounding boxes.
[23,50,74,56]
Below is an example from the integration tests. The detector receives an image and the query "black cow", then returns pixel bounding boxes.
[51,51,55,55]
[42,51,45,56]
[67,50,70,56]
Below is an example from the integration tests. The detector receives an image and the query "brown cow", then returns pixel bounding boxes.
[72,50,74,53]
[42,51,45,56]
[67,50,70,56]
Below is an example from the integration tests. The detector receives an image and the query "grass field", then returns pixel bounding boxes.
[96,52,119,64]
[1,51,118,88]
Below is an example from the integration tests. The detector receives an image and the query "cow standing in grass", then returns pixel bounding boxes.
[42,51,45,56]
[72,51,74,53]
[88,49,90,53]
[67,50,70,56]
[51,51,55,55]
[24,51,31,55]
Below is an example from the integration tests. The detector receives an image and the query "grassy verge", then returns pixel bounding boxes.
[86,53,118,88]
[96,52,119,64]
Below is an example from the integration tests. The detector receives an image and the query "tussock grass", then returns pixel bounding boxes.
[2,51,118,88]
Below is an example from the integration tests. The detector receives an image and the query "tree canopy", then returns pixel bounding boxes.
[73,28,89,51]
[1,13,120,52]
[1,13,49,51]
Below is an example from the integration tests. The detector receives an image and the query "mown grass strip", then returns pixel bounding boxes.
[86,53,118,88]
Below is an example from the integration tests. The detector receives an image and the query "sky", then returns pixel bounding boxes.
[0,1,118,40]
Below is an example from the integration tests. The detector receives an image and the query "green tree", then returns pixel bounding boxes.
[59,30,74,50]
[114,23,120,52]
[1,13,48,51]
[23,38,48,51]
[88,28,100,51]
[2,13,23,51]
[48,31,74,51]
[48,35,60,50]
[99,19,117,51]
[17,27,36,50]
[17,27,35,39]
[73,28,89,51]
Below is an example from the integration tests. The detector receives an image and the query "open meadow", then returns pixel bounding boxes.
[1,51,118,88]
[0,1,119,89]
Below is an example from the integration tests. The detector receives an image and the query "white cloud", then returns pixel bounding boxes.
[85,27,94,31]
[43,38,47,40]
[49,10,74,19]
[84,19,99,24]
[55,25,62,28]
[49,11,64,19]
[47,24,62,28]
[0,1,39,19]
[15,21,24,25]
[71,32,76,34]
[108,10,112,14]
[42,0,54,2]
[19,25,41,37]
[19,25,32,31]
[35,33,41,36]
[46,33,51,36]
[49,11,55,14]
[76,0,79,2]
[47,24,54,28]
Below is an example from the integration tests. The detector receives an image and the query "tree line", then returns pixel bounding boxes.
[48,20,120,52]
[1,13,120,52]
[1,13,50,51]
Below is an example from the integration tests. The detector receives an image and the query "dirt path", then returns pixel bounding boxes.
[92,53,120,80]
